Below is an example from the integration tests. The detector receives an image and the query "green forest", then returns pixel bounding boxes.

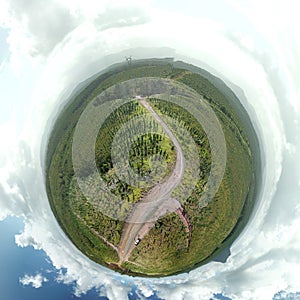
[46,59,260,276]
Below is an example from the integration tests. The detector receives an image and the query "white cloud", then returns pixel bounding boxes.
[136,284,154,298]
[0,61,4,73]
[19,273,48,289]
[2,0,78,56]
[1,0,151,65]
[0,1,300,300]
[274,290,300,300]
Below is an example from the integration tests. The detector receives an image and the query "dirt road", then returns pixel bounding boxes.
[117,97,186,264]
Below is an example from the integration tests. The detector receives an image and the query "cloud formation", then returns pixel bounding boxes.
[1,0,150,58]
[0,0,300,299]
[19,273,48,289]
[0,61,4,72]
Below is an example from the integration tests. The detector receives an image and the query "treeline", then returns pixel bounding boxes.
[129,132,175,177]
[149,98,212,179]
[177,73,251,150]
[69,180,123,246]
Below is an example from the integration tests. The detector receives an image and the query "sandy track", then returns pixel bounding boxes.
[118,97,186,264]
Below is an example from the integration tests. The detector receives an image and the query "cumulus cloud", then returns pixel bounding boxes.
[0,1,300,300]
[0,61,4,72]
[5,0,78,56]
[19,273,48,289]
[136,284,154,298]
[274,291,300,300]
[1,0,150,60]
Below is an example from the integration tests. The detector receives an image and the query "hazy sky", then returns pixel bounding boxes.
[0,1,300,299]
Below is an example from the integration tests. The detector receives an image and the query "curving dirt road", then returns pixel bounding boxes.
[117,97,187,264]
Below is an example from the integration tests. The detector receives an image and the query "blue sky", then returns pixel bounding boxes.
[0,1,300,299]
[0,217,164,300]
[0,217,108,300]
